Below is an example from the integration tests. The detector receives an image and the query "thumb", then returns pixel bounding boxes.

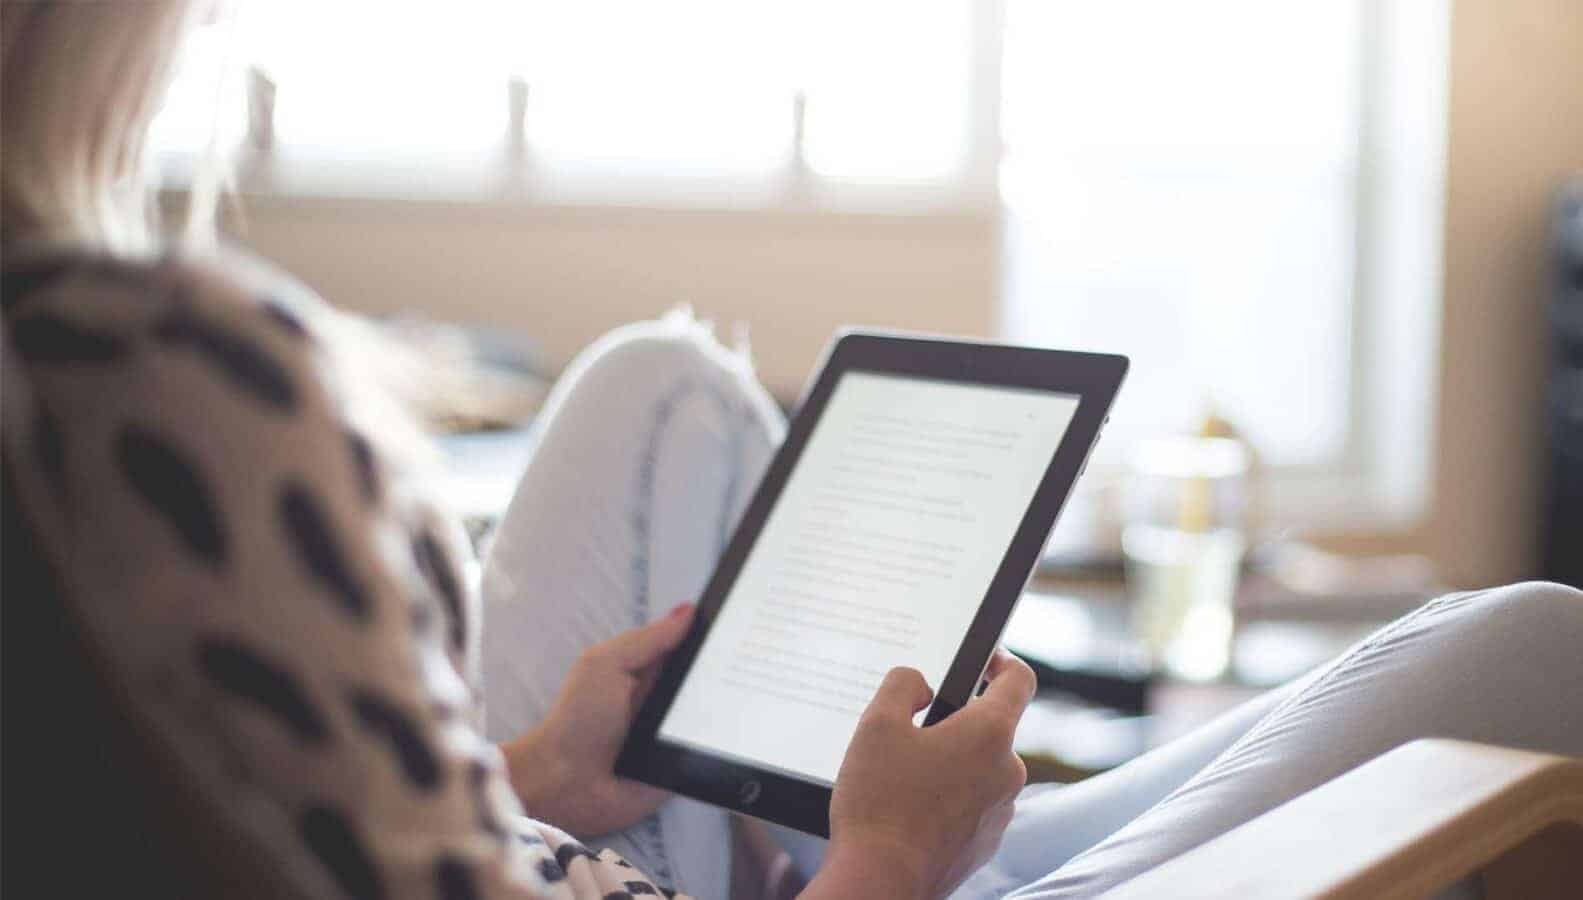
[977,651,1037,719]
[864,667,934,723]
[601,603,695,671]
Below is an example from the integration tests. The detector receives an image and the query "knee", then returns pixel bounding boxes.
[544,310,784,450]
[1459,580,1583,644]
[568,309,758,400]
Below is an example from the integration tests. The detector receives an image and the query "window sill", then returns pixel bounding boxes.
[158,148,999,223]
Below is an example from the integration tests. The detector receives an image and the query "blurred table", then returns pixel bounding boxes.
[1005,573,1412,782]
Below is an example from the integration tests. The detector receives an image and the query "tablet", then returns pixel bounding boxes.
[616,331,1126,836]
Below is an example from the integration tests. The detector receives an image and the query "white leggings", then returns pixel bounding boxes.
[480,315,1583,900]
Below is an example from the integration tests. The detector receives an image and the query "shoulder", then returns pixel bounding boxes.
[7,243,318,332]
[4,248,320,397]
[3,248,385,663]
[1,247,461,691]
[2,246,468,657]
[2,249,369,569]
[2,247,385,450]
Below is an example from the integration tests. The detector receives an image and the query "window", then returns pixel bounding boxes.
[999,0,1447,530]
[151,0,1447,528]
[151,1,987,199]
[1000,0,1362,469]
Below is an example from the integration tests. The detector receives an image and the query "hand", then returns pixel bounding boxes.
[808,651,1036,900]
[503,603,695,836]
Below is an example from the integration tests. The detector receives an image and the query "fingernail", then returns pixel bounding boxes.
[670,603,694,618]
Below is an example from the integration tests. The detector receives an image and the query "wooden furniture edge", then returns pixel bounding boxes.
[1097,738,1583,900]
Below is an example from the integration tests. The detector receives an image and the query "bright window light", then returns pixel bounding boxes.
[1000,0,1363,467]
[510,2,793,175]
[149,0,977,182]
[798,0,973,180]
[253,1,506,154]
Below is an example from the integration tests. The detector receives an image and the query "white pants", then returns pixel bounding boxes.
[481,315,1583,900]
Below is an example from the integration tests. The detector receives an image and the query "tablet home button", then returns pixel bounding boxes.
[739,780,762,806]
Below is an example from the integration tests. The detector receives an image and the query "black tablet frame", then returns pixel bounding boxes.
[615,331,1128,837]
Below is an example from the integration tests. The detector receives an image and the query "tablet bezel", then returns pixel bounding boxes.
[615,331,1127,837]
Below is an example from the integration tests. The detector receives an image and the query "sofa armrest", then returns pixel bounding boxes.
[1100,739,1583,899]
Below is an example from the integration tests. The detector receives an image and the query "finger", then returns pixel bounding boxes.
[974,648,1018,697]
[864,666,934,722]
[976,652,1037,722]
[983,647,1015,680]
[599,603,695,671]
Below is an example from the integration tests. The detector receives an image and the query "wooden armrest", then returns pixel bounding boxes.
[1101,739,1583,900]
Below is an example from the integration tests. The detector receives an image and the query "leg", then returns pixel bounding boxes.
[479,311,784,899]
[952,681,1295,898]
[1000,581,1583,898]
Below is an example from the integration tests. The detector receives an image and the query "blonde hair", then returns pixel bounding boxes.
[2,0,216,257]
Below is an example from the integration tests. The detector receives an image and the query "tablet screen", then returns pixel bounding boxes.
[657,371,1081,785]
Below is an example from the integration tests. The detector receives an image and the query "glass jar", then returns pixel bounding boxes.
[1122,436,1249,681]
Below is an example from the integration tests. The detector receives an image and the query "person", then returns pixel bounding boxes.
[2,3,1579,899]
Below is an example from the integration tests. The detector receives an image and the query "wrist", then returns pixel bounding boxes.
[804,832,930,900]
[502,725,572,817]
